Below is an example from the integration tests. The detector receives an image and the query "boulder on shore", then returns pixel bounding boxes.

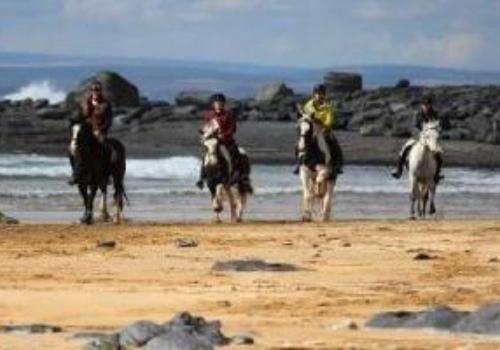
[256,81,294,103]
[324,72,363,93]
[65,71,140,109]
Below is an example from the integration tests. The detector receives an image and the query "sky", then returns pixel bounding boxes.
[0,0,499,70]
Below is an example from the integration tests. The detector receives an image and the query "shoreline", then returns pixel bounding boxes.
[3,122,500,168]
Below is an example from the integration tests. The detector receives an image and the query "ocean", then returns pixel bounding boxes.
[1,154,499,222]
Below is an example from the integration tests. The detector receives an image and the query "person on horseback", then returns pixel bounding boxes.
[68,81,113,185]
[294,84,344,175]
[196,93,242,189]
[391,95,444,183]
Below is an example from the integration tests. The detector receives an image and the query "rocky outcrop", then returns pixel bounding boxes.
[2,71,500,163]
[65,70,140,108]
[324,72,363,93]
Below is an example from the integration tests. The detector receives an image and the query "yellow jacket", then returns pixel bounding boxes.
[303,98,334,130]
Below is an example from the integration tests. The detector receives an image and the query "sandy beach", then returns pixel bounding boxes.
[1,220,500,349]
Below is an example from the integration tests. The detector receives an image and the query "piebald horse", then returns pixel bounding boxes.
[296,108,337,222]
[69,122,127,224]
[200,123,253,222]
[407,119,441,219]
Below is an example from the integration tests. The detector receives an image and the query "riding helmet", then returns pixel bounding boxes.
[313,84,327,94]
[211,93,226,104]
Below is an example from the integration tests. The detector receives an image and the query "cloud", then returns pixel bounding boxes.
[404,33,484,66]
[353,0,442,20]
[62,0,131,19]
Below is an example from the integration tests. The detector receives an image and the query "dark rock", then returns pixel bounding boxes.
[349,108,386,130]
[66,71,140,109]
[212,259,298,272]
[366,305,467,330]
[176,238,198,248]
[256,82,294,103]
[467,114,492,142]
[395,79,411,88]
[324,72,363,93]
[0,211,18,224]
[172,105,199,119]
[36,107,68,120]
[367,303,500,336]
[144,312,230,350]
[119,320,165,347]
[96,239,116,249]
[413,252,435,260]
[175,90,215,108]
[453,303,500,334]
[231,334,255,345]
[33,99,50,109]
[0,323,62,334]
[113,107,147,125]
[360,120,388,137]
[140,106,172,124]
[442,128,473,141]
[82,333,120,350]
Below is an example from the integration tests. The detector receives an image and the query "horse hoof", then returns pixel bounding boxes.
[100,214,111,222]
[80,215,93,225]
[301,215,312,222]
[408,216,416,221]
[113,215,121,224]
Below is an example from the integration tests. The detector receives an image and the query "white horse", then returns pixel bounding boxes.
[296,111,337,222]
[200,123,253,223]
[407,120,441,219]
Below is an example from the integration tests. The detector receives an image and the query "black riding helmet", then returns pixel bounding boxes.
[211,93,226,104]
[313,84,327,95]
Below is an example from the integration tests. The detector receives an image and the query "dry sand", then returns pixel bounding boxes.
[1,220,500,349]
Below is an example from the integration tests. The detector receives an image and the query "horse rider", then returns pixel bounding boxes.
[68,81,113,185]
[196,93,242,189]
[294,84,344,175]
[391,95,444,183]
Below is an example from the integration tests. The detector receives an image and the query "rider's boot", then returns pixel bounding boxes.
[434,153,445,184]
[391,146,411,179]
[196,166,205,190]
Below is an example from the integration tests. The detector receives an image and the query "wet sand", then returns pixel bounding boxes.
[1,220,500,349]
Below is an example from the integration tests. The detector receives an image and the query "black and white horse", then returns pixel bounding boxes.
[199,124,253,222]
[296,110,337,222]
[69,122,127,224]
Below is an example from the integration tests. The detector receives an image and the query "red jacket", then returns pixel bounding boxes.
[203,109,236,144]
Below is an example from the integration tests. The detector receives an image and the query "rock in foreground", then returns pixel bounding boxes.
[367,302,500,335]
[212,258,299,272]
[82,312,249,350]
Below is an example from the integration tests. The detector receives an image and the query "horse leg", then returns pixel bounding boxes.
[112,163,125,224]
[320,181,334,222]
[85,184,98,225]
[212,184,224,223]
[99,190,111,222]
[234,184,246,222]
[409,175,417,220]
[78,184,92,224]
[300,166,313,222]
[421,187,429,218]
[429,183,437,216]
[226,186,238,223]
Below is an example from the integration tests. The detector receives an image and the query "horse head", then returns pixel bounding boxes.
[419,120,441,151]
[201,122,220,166]
[296,107,315,160]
